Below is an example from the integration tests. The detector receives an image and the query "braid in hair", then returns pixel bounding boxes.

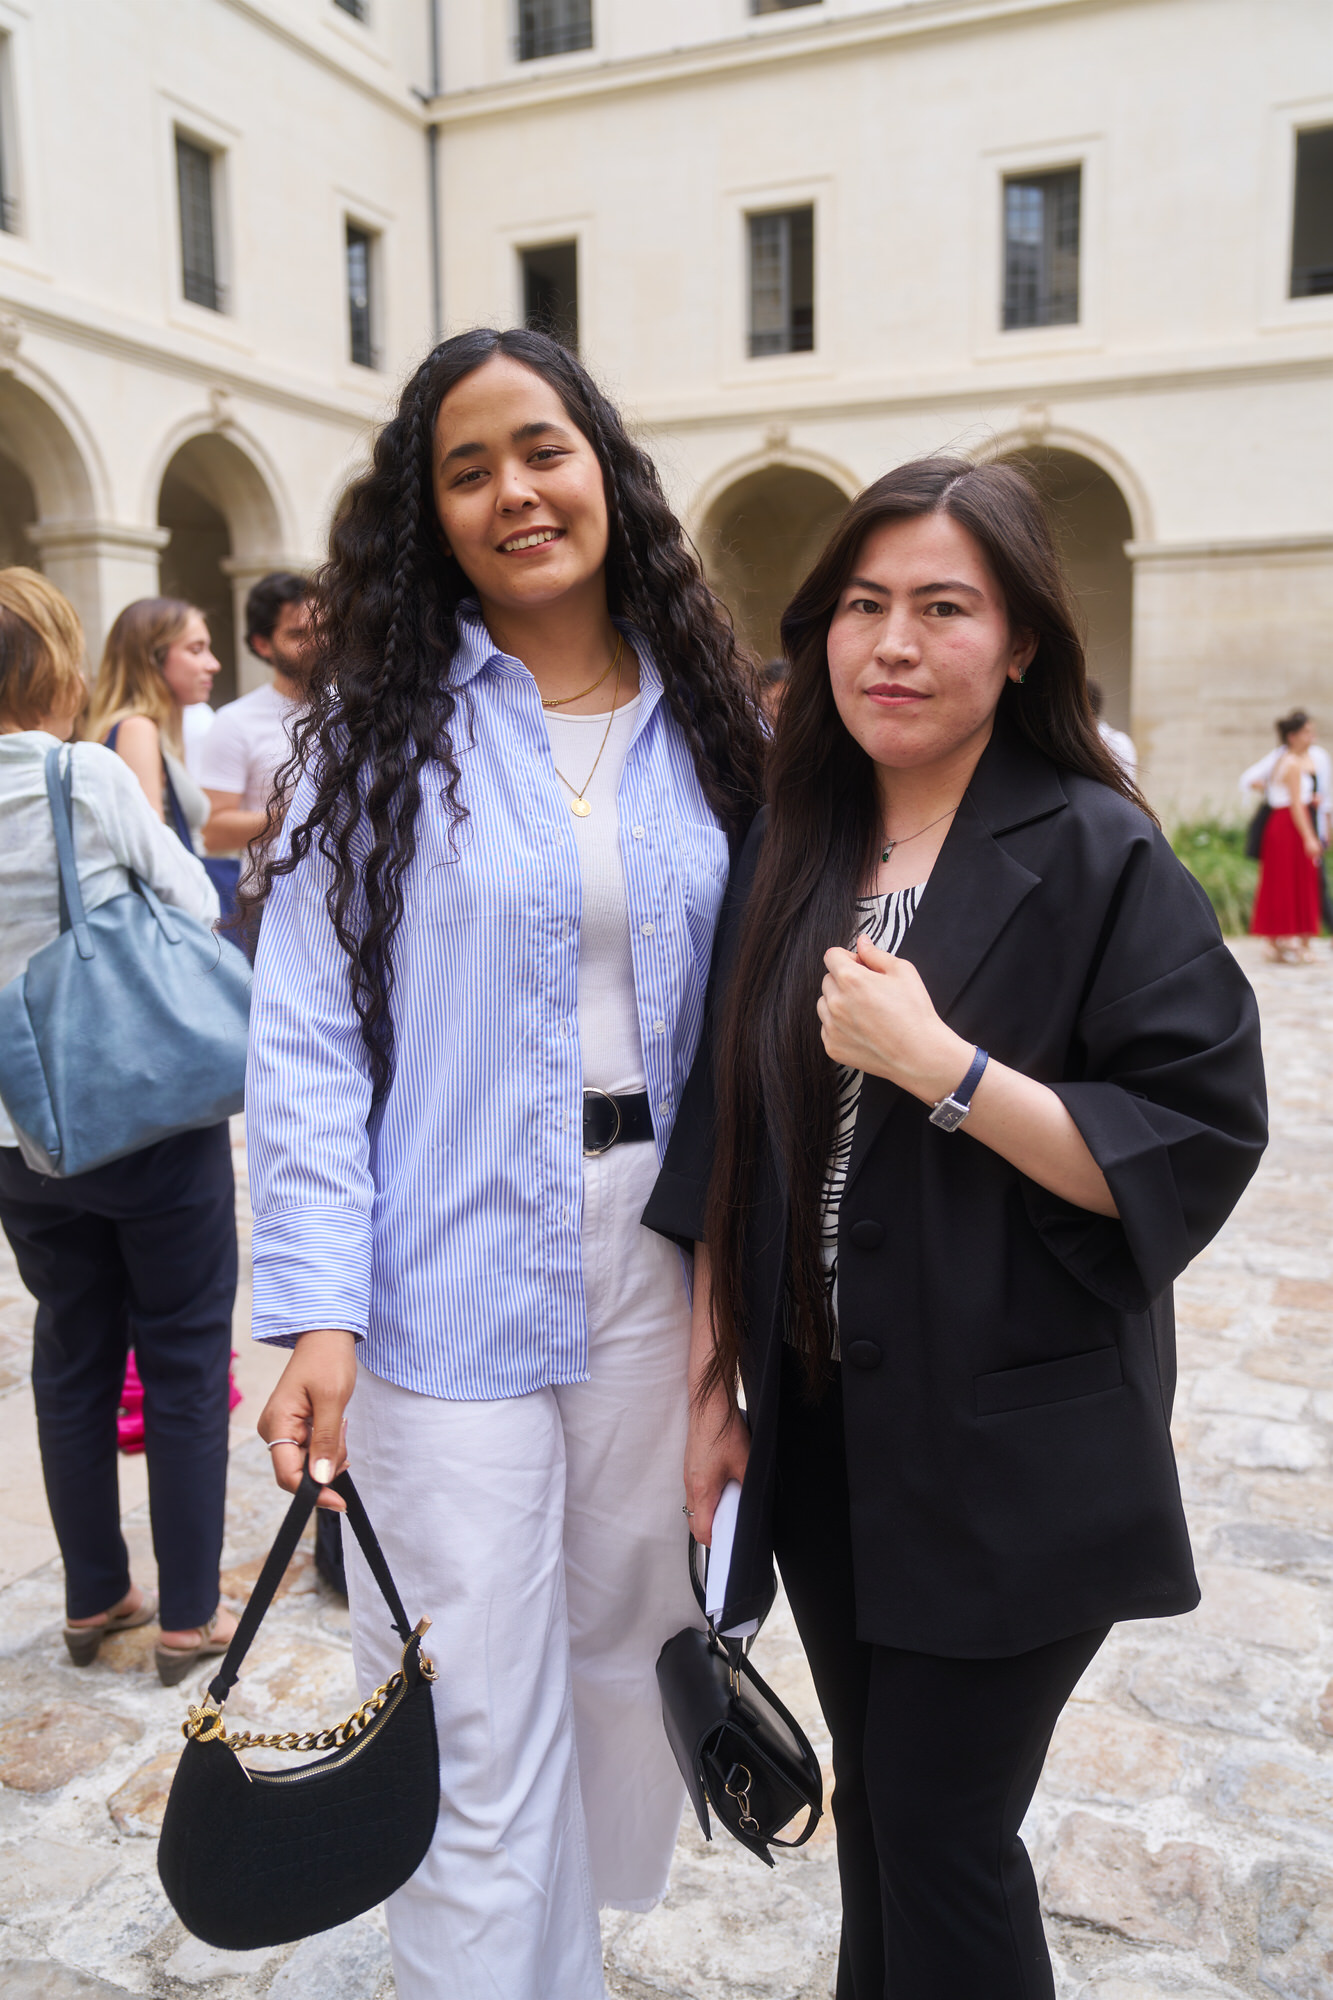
[253,327,764,1095]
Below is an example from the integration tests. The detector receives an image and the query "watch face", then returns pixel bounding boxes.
[928,1097,968,1133]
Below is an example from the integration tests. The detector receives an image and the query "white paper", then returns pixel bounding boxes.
[705,1480,759,1640]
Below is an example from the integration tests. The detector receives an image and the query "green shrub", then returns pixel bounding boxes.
[1170,819,1257,936]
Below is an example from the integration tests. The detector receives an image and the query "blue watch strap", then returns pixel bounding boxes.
[953,1045,989,1110]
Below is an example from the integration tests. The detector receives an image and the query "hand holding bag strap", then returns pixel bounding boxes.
[44,747,94,960]
[206,1469,414,1706]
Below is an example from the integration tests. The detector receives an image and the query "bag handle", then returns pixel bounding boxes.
[688,1533,747,1666]
[44,747,94,961]
[207,1468,413,1706]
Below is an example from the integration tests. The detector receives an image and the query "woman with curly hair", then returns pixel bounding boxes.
[248,328,764,1999]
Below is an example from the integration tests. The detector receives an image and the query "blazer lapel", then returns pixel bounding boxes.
[843,718,1063,1194]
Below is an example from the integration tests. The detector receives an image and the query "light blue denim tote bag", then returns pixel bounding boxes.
[0,746,252,1177]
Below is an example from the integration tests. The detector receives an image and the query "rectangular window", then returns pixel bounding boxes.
[1002,167,1080,330]
[346,224,379,368]
[1291,125,1333,298]
[176,134,222,312]
[521,240,578,351]
[0,39,16,234]
[748,207,814,357]
[751,0,822,12]
[518,0,592,61]
[334,0,368,16]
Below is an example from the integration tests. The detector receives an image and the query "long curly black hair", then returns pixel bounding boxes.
[255,327,765,1097]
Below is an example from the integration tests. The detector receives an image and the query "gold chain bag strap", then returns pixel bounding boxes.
[158,1468,441,1952]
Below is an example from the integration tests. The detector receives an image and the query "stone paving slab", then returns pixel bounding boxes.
[0,939,1329,1998]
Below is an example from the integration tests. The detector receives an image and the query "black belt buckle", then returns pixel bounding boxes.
[583,1088,623,1157]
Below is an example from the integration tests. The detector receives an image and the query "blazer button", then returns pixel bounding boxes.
[846,1340,882,1370]
[849,1219,884,1251]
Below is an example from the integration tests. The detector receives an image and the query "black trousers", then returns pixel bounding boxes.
[0,1124,237,1629]
[773,1348,1107,2000]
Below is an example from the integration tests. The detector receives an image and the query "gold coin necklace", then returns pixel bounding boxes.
[541,633,623,711]
[550,642,626,818]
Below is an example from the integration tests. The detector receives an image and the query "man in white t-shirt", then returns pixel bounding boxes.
[197,572,314,877]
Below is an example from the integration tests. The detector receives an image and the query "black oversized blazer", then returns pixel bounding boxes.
[644,718,1268,1659]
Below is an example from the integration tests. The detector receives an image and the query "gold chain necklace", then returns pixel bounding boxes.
[880,803,960,864]
[540,633,623,711]
[549,644,626,817]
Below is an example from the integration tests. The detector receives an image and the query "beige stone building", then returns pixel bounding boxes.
[0,0,1328,811]
[0,0,434,703]
[436,0,1333,817]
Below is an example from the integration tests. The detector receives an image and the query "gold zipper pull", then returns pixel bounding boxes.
[413,1616,432,1637]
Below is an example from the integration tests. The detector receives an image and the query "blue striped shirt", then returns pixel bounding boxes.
[246,607,728,1400]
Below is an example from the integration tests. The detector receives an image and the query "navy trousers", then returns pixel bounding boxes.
[0,1123,236,1629]
[773,1347,1106,2000]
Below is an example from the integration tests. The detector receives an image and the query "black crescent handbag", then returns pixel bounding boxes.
[157,1469,440,1950]
[656,1539,822,1868]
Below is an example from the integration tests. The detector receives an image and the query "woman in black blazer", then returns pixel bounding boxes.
[644,458,1266,2000]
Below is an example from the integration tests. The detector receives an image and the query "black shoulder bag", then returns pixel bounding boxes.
[656,1540,822,1868]
[158,1469,439,1950]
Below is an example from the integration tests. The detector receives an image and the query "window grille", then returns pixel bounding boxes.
[176,135,222,312]
[521,241,579,352]
[1002,168,1080,330]
[518,0,593,60]
[346,224,378,368]
[748,207,814,357]
[1291,125,1333,297]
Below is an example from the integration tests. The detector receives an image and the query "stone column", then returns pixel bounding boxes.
[26,520,171,672]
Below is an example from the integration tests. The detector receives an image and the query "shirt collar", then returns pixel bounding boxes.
[452,598,662,699]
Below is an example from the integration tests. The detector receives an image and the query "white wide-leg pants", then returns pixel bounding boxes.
[343,1141,702,2000]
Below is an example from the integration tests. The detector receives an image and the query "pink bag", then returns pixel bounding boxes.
[117,1352,242,1454]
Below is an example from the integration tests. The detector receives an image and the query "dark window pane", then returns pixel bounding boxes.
[176,135,222,312]
[748,206,815,356]
[334,0,367,16]
[1003,167,1080,329]
[521,240,578,351]
[1291,125,1333,297]
[752,0,822,11]
[518,0,592,60]
[346,224,376,368]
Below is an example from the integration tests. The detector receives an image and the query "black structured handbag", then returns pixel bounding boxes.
[656,1540,822,1868]
[1245,801,1272,861]
[158,1469,439,1950]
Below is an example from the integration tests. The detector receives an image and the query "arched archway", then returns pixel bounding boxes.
[156,431,285,705]
[701,464,851,663]
[1000,447,1135,735]
[0,372,109,648]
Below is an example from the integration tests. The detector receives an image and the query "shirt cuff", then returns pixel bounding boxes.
[250,1205,372,1346]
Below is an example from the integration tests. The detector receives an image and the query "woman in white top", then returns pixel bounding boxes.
[0,570,240,1685]
[86,597,220,852]
[1250,710,1324,962]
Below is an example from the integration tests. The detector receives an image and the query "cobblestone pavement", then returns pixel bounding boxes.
[0,937,1329,2000]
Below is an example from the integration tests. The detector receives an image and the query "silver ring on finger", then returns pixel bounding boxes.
[266,1438,304,1451]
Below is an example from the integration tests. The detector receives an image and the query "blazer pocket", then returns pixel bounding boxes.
[975,1345,1123,1417]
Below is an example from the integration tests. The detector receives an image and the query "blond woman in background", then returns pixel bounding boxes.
[0,570,239,1684]
[87,598,221,854]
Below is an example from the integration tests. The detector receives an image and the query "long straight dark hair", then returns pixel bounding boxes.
[701,455,1153,1403]
[255,328,764,1097]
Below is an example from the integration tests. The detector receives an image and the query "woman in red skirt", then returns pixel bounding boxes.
[1251,711,1323,962]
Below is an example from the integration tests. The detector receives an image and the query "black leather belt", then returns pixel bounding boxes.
[583,1088,654,1156]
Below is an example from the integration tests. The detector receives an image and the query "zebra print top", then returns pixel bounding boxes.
[788,882,924,1359]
